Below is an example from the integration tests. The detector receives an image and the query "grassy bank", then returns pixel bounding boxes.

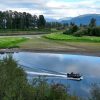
[0,29,56,36]
[0,37,28,48]
[44,33,100,43]
[0,28,51,33]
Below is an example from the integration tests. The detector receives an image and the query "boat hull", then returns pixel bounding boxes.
[67,76,83,81]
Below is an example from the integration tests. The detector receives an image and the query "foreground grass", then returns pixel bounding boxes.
[44,33,100,43]
[0,37,28,48]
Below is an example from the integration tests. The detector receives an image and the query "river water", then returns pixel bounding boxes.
[0,52,100,98]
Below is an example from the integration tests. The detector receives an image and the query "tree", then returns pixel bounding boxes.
[70,22,75,26]
[89,27,100,36]
[32,15,38,28]
[0,10,47,30]
[6,10,13,29]
[45,22,52,28]
[0,56,34,100]
[38,15,46,28]
[0,11,4,29]
[89,18,96,27]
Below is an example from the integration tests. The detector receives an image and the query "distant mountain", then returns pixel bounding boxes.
[45,18,57,22]
[45,14,100,25]
[61,14,100,26]
[45,17,73,22]
[58,17,73,22]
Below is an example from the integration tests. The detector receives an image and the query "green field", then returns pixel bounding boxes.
[44,33,100,43]
[0,37,28,48]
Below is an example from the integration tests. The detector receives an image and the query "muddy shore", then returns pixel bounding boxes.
[0,48,100,57]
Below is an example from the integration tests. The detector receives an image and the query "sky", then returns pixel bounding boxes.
[0,0,100,19]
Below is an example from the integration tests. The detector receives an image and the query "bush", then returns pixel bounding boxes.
[87,27,100,36]
[71,25,79,33]
[32,76,78,100]
[63,24,100,37]
[90,27,100,36]
[63,28,72,35]
[74,28,88,37]
[63,25,79,35]
[0,56,34,100]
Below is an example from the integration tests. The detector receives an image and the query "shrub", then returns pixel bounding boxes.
[32,76,78,100]
[71,25,79,33]
[0,56,34,100]
[63,25,79,35]
[90,27,100,36]
[63,28,72,35]
[74,28,88,37]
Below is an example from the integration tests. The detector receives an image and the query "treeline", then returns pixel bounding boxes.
[46,22,67,29]
[63,18,100,36]
[0,10,46,29]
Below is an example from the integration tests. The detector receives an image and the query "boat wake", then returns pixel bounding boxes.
[26,71,67,78]
[19,63,67,76]
[20,64,83,80]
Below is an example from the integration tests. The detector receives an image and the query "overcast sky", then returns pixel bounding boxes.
[0,0,100,19]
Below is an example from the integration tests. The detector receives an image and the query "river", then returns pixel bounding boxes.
[0,52,100,98]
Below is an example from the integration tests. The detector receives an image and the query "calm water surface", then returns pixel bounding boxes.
[0,52,100,98]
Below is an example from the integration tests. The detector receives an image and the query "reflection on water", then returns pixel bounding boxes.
[0,52,100,98]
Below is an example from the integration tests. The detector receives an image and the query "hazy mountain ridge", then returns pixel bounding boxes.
[46,14,100,26]
[45,17,73,22]
[45,18,58,22]
[61,14,100,25]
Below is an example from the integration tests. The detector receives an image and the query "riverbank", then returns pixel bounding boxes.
[44,33,100,43]
[0,35,100,57]
[0,48,100,57]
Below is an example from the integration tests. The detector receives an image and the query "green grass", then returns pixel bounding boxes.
[44,33,100,43]
[0,37,28,48]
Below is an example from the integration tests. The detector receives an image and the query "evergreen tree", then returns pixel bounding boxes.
[89,18,96,27]
[32,15,38,28]
[38,15,46,28]
[0,10,40,30]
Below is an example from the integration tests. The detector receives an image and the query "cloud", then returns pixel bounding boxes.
[0,0,99,19]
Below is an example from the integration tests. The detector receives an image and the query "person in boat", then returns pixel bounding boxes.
[67,72,81,78]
